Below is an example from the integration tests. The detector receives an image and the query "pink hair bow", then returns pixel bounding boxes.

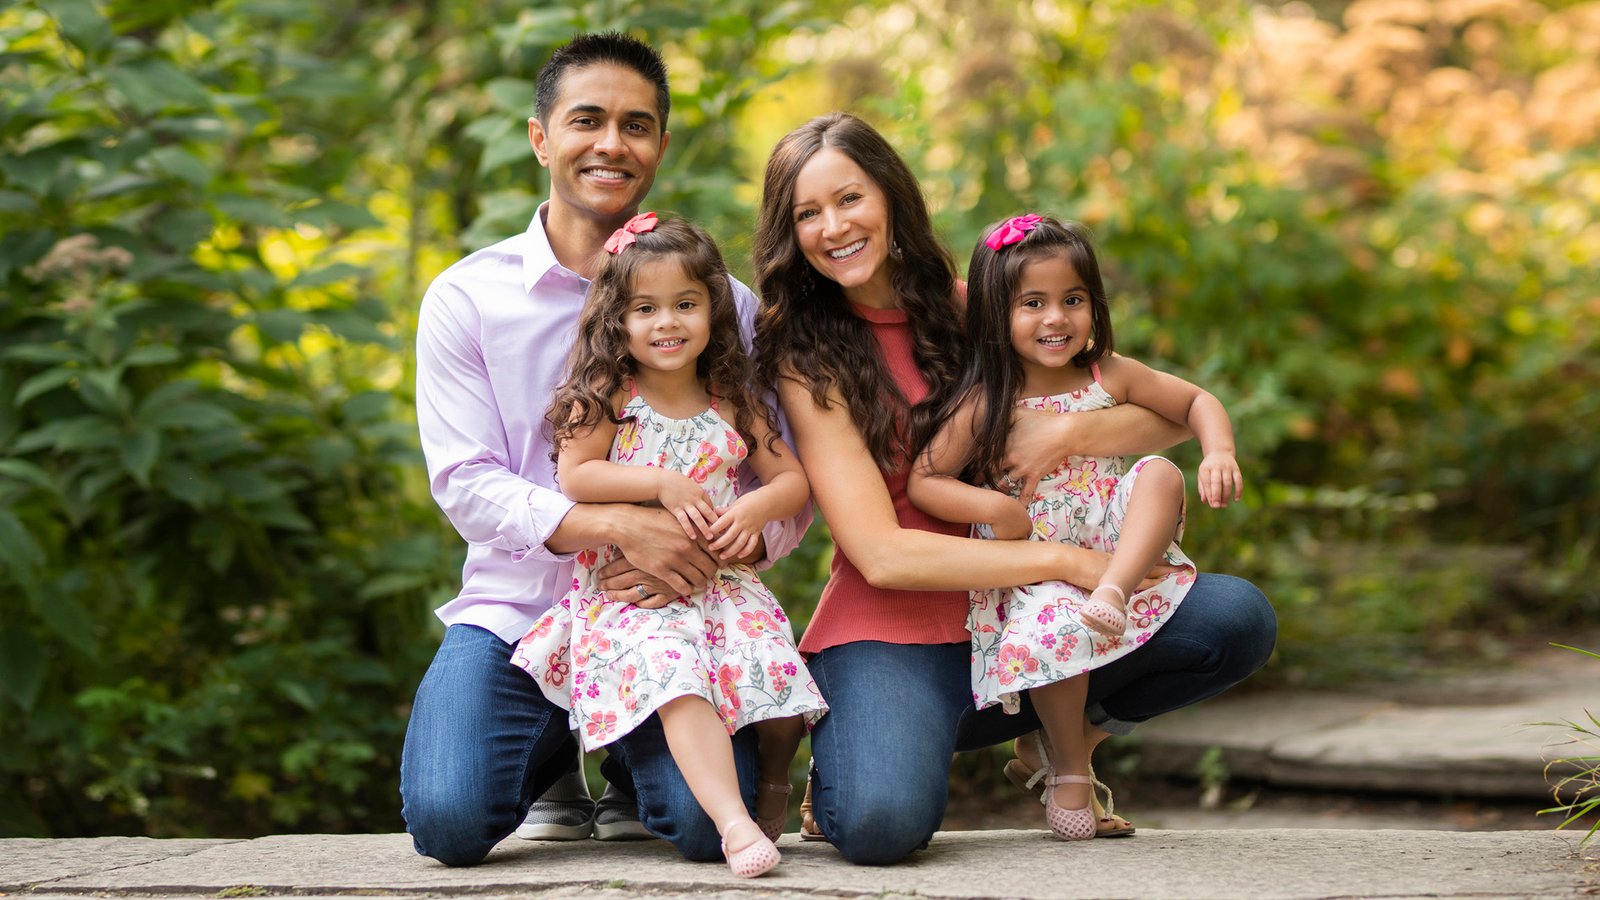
[604,212,659,254]
[985,214,1044,251]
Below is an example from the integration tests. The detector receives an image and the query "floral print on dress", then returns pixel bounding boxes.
[969,380,1198,714]
[511,392,827,749]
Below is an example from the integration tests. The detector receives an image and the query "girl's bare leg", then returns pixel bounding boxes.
[1029,675,1092,811]
[1097,460,1186,603]
[657,695,762,852]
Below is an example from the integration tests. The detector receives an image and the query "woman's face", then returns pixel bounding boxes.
[790,148,895,306]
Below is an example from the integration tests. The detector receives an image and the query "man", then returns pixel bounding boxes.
[402,32,807,866]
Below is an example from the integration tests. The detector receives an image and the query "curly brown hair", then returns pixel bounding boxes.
[547,217,776,457]
[752,113,963,471]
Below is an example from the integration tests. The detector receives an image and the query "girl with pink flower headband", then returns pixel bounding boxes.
[907,213,1242,841]
[511,214,825,878]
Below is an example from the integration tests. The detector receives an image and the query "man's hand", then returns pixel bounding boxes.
[601,506,719,604]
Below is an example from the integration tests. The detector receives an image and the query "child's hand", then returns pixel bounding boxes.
[657,470,718,539]
[989,492,1035,541]
[1198,451,1243,508]
[706,495,766,561]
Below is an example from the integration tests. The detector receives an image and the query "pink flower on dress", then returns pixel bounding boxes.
[1033,517,1057,540]
[618,664,639,711]
[773,675,788,692]
[1040,632,1057,649]
[724,429,748,460]
[1037,607,1057,626]
[1136,631,1152,645]
[576,548,598,568]
[688,440,723,483]
[585,682,600,699]
[995,644,1040,686]
[1052,633,1080,661]
[585,710,618,741]
[783,662,797,676]
[523,615,555,641]
[705,621,726,649]
[1130,594,1171,628]
[737,610,781,639]
[717,663,744,706]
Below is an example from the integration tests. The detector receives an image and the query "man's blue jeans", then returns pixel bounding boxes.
[399,624,755,865]
[805,573,1276,865]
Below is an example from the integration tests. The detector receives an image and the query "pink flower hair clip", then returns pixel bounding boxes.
[985,214,1044,251]
[604,212,659,254]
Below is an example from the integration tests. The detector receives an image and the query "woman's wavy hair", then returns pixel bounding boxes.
[941,215,1114,485]
[547,217,775,458]
[752,112,963,471]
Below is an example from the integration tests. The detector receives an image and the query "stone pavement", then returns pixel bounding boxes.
[2,830,1595,900]
[1133,638,1597,801]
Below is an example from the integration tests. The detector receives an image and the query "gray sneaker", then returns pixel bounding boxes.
[592,782,654,841]
[515,765,594,841]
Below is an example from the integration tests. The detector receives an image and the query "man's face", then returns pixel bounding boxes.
[529,63,669,226]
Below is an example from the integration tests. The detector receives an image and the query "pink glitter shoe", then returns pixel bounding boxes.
[1043,773,1097,842]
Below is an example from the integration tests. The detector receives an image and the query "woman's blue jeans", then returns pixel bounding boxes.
[399,624,756,866]
[805,573,1276,865]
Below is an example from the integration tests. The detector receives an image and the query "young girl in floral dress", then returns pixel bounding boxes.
[512,214,825,877]
[907,214,1242,842]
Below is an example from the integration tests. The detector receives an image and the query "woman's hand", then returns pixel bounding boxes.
[657,470,718,540]
[1001,406,1067,501]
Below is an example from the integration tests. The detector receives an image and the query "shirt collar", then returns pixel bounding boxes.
[521,202,588,295]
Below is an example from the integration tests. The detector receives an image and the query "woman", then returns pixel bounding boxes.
[752,113,1275,865]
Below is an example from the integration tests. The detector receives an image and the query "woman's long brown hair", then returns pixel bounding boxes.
[752,113,963,471]
[547,217,776,458]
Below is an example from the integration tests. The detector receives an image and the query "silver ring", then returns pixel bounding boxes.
[1000,474,1016,490]
[634,583,649,601]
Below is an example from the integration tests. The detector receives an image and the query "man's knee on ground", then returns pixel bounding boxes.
[405,797,500,867]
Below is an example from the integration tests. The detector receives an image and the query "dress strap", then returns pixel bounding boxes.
[1089,362,1103,386]
[707,382,720,412]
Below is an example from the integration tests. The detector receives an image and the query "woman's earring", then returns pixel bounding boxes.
[889,238,903,261]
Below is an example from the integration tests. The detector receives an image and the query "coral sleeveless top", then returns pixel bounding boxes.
[797,302,971,655]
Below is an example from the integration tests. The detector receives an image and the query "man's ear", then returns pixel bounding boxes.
[658,129,671,161]
[529,117,549,166]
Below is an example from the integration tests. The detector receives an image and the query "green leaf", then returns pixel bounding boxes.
[122,344,182,367]
[31,592,98,655]
[15,367,78,407]
[142,400,238,430]
[0,509,45,572]
[255,309,308,343]
[121,428,160,487]
[0,459,57,494]
[278,680,318,711]
[313,309,388,345]
[293,201,381,231]
[485,78,537,113]
[213,194,291,228]
[0,627,46,712]
[0,190,37,214]
[41,0,113,55]
[289,262,363,289]
[340,390,390,423]
[480,127,536,175]
[148,146,213,190]
[357,571,424,600]
[4,345,89,365]
[106,58,212,116]
[155,461,214,509]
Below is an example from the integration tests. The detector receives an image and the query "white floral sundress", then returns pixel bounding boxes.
[970,366,1197,714]
[511,389,826,750]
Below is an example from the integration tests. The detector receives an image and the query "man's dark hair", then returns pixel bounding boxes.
[535,32,670,128]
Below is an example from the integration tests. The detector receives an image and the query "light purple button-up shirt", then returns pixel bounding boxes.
[416,205,810,643]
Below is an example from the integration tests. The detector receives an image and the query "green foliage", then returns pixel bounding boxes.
[3,0,1598,838]
[0,0,451,836]
[1538,644,1600,847]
